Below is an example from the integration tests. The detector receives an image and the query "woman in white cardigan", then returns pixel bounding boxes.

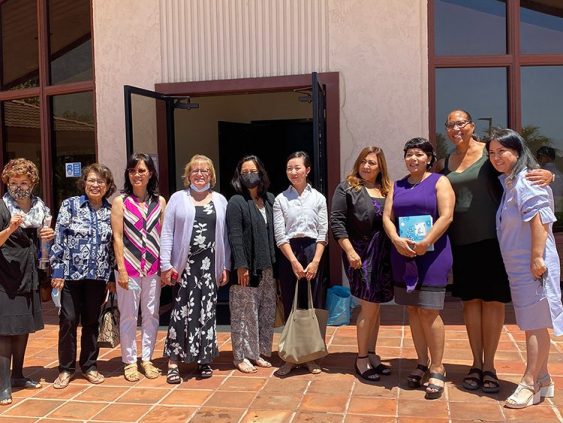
[160,155,231,384]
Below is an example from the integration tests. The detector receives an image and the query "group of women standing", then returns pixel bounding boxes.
[0,108,560,409]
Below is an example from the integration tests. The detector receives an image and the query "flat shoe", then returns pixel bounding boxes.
[123,363,140,382]
[306,361,321,374]
[368,352,391,375]
[407,363,429,389]
[274,362,295,377]
[53,371,73,389]
[355,361,380,382]
[254,357,272,368]
[83,370,104,385]
[141,361,161,379]
[425,371,446,400]
[462,367,482,391]
[197,364,213,379]
[11,377,42,389]
[481,370,500,394]
[0,388,11,406]
[235,359,257,374]
[166,366,181,384]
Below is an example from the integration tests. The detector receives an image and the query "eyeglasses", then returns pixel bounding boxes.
[86,178,106,186]
[191,169,210,175]
[127,168,149,176]
[445,120,471,130]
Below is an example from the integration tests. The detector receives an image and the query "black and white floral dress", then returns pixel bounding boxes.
[164,203,219,364]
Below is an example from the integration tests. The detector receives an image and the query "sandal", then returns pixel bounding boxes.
[124,363,140,382]
[83,370,105,385]
[53,371,73,389]
[274,362,295,377]
[254,357,272,368]
[306,361,321,374]
[407,364,429,389]
[166,366,181,384]
[481,370,500,394]
[425,371,446,400]
[0,388,11,406]
[235,359,257,374]
[355,356,380,382]
[538,374,555,398]
[505,382,540,409]
[141,361,161,379]
[11,377,42,389]
[368,351,391,375]
[462,367,482,391]
[197,364,213,379]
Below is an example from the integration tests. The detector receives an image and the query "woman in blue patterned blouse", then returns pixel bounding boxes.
[50,163,117,389]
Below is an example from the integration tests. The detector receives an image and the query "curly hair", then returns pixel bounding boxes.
[77,163,116,198]
[1,158,40,185]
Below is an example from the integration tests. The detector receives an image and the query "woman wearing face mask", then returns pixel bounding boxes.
[161,155,230,383]
[226,155,277,374]
[273,151,328,377]
[0,159,55,405]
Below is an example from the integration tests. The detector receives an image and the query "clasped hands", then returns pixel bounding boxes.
[290,259,319,281]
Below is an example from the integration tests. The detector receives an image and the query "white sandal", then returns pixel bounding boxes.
[537,374,555,398]
[504,382,540,409]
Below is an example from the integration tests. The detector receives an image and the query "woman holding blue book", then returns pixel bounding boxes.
[382,137,455,400]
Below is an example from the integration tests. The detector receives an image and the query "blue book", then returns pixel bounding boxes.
[398,215,434,252]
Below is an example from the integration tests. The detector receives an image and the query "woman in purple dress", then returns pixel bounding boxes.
[383,138,455,400]
[330,146,393,382]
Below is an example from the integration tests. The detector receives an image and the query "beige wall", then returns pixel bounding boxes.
[92,0,162,191]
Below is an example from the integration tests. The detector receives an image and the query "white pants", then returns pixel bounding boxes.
[116,274,161,364]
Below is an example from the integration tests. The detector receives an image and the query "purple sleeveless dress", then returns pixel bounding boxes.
[390,173,452,298]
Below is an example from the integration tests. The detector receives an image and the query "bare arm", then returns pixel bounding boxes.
[413,176,455,255]
[526,168,554,187]
[382,184,416,258]
[530,213,548,279]
[110,196,128,290]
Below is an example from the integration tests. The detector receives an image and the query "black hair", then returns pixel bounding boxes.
[445,109,473,125]
[230,155,270,198]
[286,151,311,168]
[403,137,436,170]
[485,128,539,179]
[77,163,116,199]
[537,146,556,161]
[122,153,159,197]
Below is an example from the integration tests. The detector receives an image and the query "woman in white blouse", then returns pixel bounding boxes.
[273,151,328,376]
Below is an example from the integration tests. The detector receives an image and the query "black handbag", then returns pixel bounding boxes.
[97,293,120,348]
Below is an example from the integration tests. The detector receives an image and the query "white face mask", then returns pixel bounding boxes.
[190,183,210,193]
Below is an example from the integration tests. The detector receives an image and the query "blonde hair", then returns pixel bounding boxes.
[1,158,40,186]
[346,146,391,197]
[183,154,216,188]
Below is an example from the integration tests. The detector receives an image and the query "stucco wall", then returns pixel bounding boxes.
[92,0,162,190]
[328,0,428,180]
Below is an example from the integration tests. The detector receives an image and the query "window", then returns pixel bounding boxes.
[0,0,94,211]
[430,0,563,229]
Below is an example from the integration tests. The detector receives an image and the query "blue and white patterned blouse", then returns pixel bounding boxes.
[50,195,115,281]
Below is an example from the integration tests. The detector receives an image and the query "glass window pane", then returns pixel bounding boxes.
[1,0,39,90]
[520,0,563,54]
[2,97,43,198]
[434,0,506,55]
[48,0,92,85]
[521,66,563,230]
[435,67,507,158]
[51,92,96,209]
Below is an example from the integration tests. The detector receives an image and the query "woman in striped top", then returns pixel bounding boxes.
[111,153,166,382]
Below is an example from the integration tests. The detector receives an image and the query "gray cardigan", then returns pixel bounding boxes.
[160,189,231,281]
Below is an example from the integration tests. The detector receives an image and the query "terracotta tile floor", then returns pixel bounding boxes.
[0,298,562,422]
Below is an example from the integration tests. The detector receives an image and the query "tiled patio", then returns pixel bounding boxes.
[1,298,561,423]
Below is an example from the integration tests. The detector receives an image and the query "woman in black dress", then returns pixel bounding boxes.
[0,159,55,405]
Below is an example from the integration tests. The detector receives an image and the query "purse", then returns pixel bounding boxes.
[278,279,328,364]
[273,280,285,328]
[97,293,120,348]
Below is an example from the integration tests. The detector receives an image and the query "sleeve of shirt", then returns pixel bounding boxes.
[517,177,557,224]
[49,199,71,279]
[330,182,349,240]
[316,191,329,244]
[226,197,247,270]
[160,193,177,272]
[273,194,289,246]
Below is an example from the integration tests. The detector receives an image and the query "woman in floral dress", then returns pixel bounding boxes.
[160,155,230,383]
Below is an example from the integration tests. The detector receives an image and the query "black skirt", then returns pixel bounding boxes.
[0,288,44,335]
[451,238,511,303]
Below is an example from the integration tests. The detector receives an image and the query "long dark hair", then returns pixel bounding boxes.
[122,153,159,197]
[230,155,270,199]
[486,128,539,180]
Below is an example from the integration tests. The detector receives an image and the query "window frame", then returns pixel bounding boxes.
[0,0,95,210]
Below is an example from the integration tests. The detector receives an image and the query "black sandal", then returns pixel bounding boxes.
[481,370,500,394]
[354,356,380,382]
[197,364,213,379]
[166,366,181,385]
[462,367,482,391]
[368,351,391,376]
[407,363,429,389]
[425,371,446,400]
[11,377,42,389]
[0,388,11,406]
